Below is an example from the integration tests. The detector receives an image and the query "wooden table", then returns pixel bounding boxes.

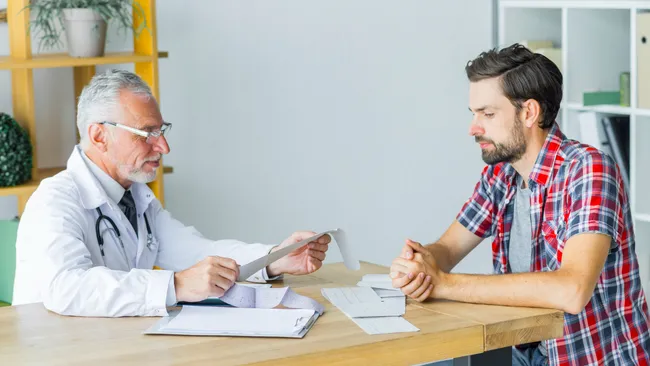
[0,262,563,365]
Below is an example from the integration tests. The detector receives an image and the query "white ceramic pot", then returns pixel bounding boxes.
[61,9,107,57]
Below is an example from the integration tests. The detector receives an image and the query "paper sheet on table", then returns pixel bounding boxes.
[217,283,325,314]
[356,274,396,290]
[237,228,360,281]
[321,287,404,317]
[372,288,405,298]
[144,305,319,338]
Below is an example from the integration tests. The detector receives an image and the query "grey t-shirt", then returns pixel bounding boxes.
[509,174,548,357]
[509,175,532,273]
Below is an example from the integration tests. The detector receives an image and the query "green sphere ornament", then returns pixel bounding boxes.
[0,113,33,187]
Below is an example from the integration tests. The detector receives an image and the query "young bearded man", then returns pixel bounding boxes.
[390,44,650,366]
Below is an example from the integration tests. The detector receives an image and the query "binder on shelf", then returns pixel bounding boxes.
[601,116,630,192]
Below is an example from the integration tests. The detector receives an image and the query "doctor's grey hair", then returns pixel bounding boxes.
[77,69,156,149]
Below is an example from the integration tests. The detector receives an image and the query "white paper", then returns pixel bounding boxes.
[237,228,360,281]
[240,283,273,289]
[381,297,406,315]
[351,316,419,335]
[321,287,404,318]
[162,305,316,336]
[219,283,256,308]
[361,274,392,282]
[218,283,325,314]
[322,284,417,335]
[372,288,404,298]
[356,273,396,290]
[203,283,271,302]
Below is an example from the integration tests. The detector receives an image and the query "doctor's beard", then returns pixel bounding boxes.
[118,155,161,184]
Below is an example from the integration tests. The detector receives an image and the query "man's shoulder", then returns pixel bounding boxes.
[27,170,81,210]
[557,139,618,176]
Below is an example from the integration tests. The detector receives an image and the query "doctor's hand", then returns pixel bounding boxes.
[266,231,331,277]
[174,256,240,302]
[390,239,442,302]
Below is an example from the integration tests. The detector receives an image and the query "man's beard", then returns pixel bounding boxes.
[476,116,527,165]
[126,167,157,184]
[113,155,160,184]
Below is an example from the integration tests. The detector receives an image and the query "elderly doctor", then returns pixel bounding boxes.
[12,69,331,317]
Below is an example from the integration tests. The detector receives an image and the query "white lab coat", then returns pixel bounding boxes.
[12,146,276,317]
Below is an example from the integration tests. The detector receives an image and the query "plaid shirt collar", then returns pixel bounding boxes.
[501,122,565,188]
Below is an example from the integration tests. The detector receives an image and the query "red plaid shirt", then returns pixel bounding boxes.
[457,123,650,365]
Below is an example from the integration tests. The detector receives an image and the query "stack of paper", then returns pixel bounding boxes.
[322,282,418,335]
[144,306,319,338]
[178,283,325,315]
[357,274,400,291]
[218,283,325,314]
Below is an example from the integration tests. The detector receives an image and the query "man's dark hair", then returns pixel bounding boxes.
[465,43,563,129]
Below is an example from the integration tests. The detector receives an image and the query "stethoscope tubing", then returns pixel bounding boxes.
[94,207,154,269]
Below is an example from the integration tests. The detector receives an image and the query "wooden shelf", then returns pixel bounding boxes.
[0,165,173,198]
[0,51,168,70]
[0,167,64,198]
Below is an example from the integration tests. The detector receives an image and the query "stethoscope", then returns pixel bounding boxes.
[94,207,155,268]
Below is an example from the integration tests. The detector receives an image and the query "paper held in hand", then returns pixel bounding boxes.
[237,228,360,281]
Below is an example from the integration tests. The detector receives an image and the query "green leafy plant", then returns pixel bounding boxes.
[0,113,32,187]
[23,0,148,51]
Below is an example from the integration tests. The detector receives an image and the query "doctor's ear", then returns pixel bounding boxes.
[88,123,109,152]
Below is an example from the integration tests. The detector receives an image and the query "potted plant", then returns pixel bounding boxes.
[24,0,148,58]
[0,113,32,187]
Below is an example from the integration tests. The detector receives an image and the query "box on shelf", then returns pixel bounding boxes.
[517,40,562,73]
[536,47,562,74]
[583,91,620,106]
[638,13,650,109]
[519,40,554,50]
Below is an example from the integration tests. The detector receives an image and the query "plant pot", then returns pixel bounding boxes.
[61,9,107,58]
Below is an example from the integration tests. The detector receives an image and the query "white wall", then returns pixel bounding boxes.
[156,1,494,272]
[0,1,495,274]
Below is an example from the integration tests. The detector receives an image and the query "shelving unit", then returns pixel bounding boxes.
[0,0,170,215]
[499,0,650,291]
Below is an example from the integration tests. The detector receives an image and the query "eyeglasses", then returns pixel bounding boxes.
[99,121,172,144]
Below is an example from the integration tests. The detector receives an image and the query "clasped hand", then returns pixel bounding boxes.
[390,239,443,302]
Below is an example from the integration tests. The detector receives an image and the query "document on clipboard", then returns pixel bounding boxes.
[144,306,319,338]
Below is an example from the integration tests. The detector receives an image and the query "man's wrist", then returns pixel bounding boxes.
[266,245,282,277]
[433,271,452,299]
[173,272,183,302]
[166,272,178,306]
